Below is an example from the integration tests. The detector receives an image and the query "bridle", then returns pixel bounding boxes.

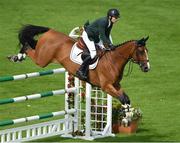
[115,41,149,76]
[130,43,149,65]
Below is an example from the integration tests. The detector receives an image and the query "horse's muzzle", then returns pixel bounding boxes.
[140,63,150,72]
[143,66,149,72]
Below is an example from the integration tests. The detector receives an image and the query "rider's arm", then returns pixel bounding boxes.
[99,23,112,47]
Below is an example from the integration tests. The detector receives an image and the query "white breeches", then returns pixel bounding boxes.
[82,31,96,59]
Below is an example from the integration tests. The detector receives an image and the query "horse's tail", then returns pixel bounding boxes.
[18,24,50,49]
[7,25,49,62]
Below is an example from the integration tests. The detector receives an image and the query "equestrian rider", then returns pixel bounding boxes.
[76,8,120,80]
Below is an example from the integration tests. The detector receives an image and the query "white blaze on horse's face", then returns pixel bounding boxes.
[145,49,150,70]
[139,48,150,72]
[134,46,150,73]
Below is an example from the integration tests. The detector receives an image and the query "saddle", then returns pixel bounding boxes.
[70,37,105,69]
[76,37,105,60]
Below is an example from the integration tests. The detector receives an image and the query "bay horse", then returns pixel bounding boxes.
[9,25,150,105]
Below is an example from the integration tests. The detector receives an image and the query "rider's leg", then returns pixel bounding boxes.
[76,31,96,80]
[82,31,96,59]
[76,54,92,80]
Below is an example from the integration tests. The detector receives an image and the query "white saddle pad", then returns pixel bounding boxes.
[70,43,98,69]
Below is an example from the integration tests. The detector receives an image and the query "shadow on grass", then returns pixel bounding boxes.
[33,128,167,142]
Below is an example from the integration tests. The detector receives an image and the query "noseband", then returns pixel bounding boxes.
[131,58,149,65]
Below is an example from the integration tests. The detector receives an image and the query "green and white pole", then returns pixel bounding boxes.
[0,68,65,82]
[0,87,77,105]
[0,109,76,127]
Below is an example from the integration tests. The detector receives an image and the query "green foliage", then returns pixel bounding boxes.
[112,99,123,124]
[112,99,142,124]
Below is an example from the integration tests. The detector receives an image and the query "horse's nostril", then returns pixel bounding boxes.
[144,66,149,72]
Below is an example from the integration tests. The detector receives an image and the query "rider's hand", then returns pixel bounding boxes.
[108,44,116,50]
[104,43,116,51]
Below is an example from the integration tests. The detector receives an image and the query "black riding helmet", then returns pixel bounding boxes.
[107,8,120,18]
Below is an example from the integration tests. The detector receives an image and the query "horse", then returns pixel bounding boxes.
[8,25,150,105]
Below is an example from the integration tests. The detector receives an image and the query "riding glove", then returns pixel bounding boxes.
[106,44,116,51]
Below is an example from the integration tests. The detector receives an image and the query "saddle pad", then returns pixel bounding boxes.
[70,43,98,69]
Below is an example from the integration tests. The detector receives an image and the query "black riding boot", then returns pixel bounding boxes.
[76,55,92,81]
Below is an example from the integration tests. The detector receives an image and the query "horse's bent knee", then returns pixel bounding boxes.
[38,64,46,68]
[100,84,108,92]
[35,60,47,68]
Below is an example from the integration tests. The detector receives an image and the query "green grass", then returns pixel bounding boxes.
[0,0,180,142]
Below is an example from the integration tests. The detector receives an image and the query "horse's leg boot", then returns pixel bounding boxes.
[7,43,30,62]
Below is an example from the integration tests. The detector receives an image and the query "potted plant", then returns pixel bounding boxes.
[112,99,142,134]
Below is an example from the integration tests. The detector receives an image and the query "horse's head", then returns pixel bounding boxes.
[131,36,150,72]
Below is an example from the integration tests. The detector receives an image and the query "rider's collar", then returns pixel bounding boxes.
[108,19,111,27]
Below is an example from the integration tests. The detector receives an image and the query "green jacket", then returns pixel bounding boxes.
[84,17,113,46]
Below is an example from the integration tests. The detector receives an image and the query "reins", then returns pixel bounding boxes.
[124,60,134,77]
[109,51,134,77]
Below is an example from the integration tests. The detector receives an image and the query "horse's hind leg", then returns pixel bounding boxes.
[7,43,29,62]
[26,45,54,68]
[25,48,36,63]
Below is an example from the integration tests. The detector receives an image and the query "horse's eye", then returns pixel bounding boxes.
[137,49,144,55]
[139,50,144,55]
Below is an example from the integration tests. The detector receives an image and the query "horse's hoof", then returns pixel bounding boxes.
[7,55,18,62]
[7,55,12,60]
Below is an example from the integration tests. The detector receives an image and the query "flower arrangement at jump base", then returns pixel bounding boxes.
[112,99,142,134]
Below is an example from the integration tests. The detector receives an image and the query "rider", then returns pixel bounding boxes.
[76,8,120,80]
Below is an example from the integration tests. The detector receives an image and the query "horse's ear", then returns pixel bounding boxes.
[137,36,149,46]
[140,38,145,41]
[144,36,149,42]
[137,38,145,46]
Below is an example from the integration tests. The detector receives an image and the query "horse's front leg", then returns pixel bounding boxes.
[102,84,131,105]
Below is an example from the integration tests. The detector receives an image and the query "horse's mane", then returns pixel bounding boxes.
[115,40,135,48]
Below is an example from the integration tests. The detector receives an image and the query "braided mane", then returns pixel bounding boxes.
[115,40,135,48]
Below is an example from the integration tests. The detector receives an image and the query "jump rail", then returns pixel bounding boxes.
[0,109,76,127]
[0,87,77,105]
[0,68,65,82]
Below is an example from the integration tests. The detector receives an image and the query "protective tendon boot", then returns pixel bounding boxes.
[76,55,92,81]
[7,43,29,62]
